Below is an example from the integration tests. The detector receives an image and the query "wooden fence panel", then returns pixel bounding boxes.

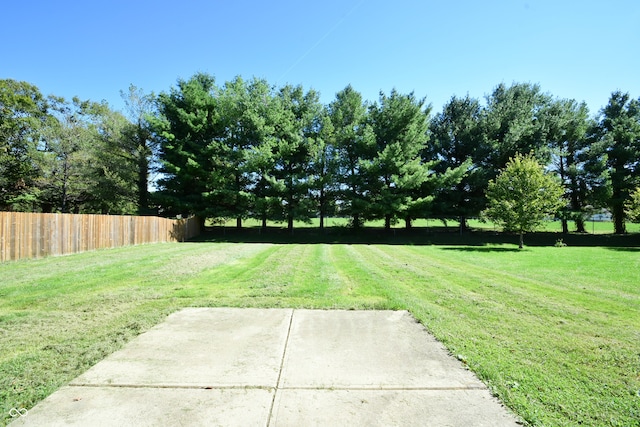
[0,212,200,262]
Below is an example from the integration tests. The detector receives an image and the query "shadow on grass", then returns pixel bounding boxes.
[439,247,522,253]
[605,247,640,252]
[188,226,640,248]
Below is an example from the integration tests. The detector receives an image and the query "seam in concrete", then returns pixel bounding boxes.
[276,386,488,391]
[66,384,276,390]
[66,383,487,392]
[266,308,295,427]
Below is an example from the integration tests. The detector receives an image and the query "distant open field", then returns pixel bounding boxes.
[1,233,639,426]
[214,217,640,235]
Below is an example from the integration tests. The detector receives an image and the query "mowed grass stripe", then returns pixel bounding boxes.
[326,245,398,308]
[178,244,334,303]
[388,244,635,323]
[348,244,639,427]
[0,242,269,306]
[177,244,394,309]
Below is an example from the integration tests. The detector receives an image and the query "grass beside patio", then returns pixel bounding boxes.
[1,237,639,426]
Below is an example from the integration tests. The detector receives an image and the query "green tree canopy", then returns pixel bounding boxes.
[37,98,137,214]
[368,89,433,229]
[625,187,640,223]
[216,76,273,228]
[428,95,485,229]
[327,85,376,228]
[0,79,51,210]
[82,100,139,214]
[120,84,157,214]
[546,98,592,233]
[150,73,222,222]
[589,91,640,234]
[266,84,322,231]
[481,83,552,173]
[308,109,338,231]
[483,153,564,248]
[6,73,634,240]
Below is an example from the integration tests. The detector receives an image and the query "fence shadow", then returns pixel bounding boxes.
[170,217,201,242]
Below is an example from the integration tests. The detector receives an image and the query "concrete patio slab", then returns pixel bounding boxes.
[11,308,521,426]
[280,310,484,389]
[271,389,519,427]
[70,307,292,388]
[10,386,273,426]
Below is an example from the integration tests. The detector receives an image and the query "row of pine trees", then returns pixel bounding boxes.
[1,75,639,233]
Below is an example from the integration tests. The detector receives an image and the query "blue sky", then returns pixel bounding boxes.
[2,0,639,116]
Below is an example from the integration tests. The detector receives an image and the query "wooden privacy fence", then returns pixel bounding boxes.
[0,212,201,262]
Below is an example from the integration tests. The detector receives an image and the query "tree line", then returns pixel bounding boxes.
[0,80,153,216]
[1,75,639,234]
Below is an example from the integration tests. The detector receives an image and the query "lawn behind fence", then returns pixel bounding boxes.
[1,232,639,426]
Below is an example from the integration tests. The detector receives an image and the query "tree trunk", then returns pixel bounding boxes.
[319,187,325,232]
[613,205,626,234]
[405,216,412,229]
[61,157,69,213]
[137,132,149,214]
[519,232,524,249]
[261,215,267,229]
[236,217,242,229]
[288,216,294,233]
[384,215,391,230]
[353,213,360,229]
[569,173,585,233]
[558,155,567,235]
[459,215,468,234]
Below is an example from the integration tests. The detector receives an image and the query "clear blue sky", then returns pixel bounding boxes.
[2,0,638,116]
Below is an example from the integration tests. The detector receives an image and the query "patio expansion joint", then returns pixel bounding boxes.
[266,308,295,425]
[66,383,487,392]
[66,383,276,391]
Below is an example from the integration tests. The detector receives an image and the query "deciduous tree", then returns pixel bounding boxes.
[83,100,138,214]
[121,84,157,214]
[483,153,564,249]
[0,79,51,210]
[38,99,92,213]
[625,187,640,223]
[38,98,136,214]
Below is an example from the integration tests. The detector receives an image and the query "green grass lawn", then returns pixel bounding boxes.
[1,237,639,426]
